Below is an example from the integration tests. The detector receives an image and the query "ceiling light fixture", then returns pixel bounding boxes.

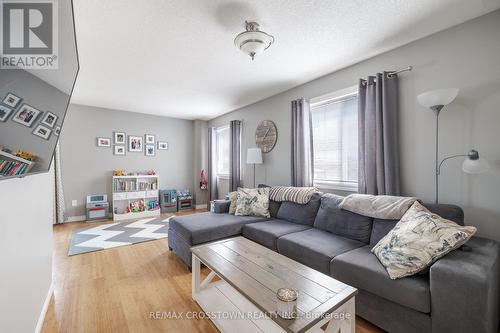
[234,21,274,60]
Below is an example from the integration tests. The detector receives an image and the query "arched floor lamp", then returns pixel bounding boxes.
[417,88,489,203]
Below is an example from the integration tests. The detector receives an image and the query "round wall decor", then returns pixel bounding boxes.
[255,120,277,153]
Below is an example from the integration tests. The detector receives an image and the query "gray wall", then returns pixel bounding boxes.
[0,169,54,333]
[209,10,500,241]
[0,70,70,173]
[192,120,208,206]
[60,104,194,218]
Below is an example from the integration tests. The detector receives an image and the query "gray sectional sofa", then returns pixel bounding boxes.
[168,192,500,333]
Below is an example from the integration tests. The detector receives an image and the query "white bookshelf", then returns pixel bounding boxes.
[0,150,35,177]
[112,174,160,221]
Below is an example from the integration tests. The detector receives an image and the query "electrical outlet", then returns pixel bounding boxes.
[72,200,78,207]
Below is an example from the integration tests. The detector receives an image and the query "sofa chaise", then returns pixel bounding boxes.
[167,192,499,333]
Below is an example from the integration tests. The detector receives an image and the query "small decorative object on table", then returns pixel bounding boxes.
[276,288,298,319]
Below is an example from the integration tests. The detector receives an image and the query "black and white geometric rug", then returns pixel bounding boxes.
[68,216,173,256]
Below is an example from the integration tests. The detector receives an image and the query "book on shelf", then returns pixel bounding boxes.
[113,178,158,192]
[0,159,30,177]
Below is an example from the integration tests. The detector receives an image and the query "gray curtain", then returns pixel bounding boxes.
[229,120,241,192]
[207,127,217,209]
[358,72,400,195]
[54,141,65,224]
[291,98,314,187]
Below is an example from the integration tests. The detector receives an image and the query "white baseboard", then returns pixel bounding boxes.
[34,282,53,333]
[195,204,207,210]
[64,215,86,223]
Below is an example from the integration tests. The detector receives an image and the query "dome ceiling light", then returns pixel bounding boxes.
[234,21,274,60]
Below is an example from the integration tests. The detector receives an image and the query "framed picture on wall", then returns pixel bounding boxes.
[145,134,155,144]
[2,93,22,108]
[32,124,52,140]
[145,144,155,157]
[114,131,126,144]
[97,137,111,147]
[0,105,13,122]
[128,135,143,152]
[11,104,42,127]
[157,141,168,150]
[41,111,58,128]
[114,145,125,156]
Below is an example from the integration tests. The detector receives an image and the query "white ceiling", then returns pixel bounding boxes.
[70,0,500,120]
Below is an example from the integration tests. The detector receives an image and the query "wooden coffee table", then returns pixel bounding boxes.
[191,236,357,333]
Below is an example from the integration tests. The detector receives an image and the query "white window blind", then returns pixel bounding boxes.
[311,93,358,190]
[216,126,230,176]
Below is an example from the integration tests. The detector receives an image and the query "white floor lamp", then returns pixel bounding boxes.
[417,88,489,203]
[247,148,263,188]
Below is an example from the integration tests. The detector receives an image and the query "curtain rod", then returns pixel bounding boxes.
[388,66,412,77]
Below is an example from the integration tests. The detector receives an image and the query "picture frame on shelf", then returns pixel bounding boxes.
[128,135,143,152]
[54,125,61,136]
[0,105,13,122]
[2,93,22,108]
[11,104,42,127]
[40,111,58,128]
[32,124,52,140]
[114,145,125,156]
[114,131,126,144]
[97,137,111,147]
[145,134,155,144]
[145,144,155,157]
[157,141,168,150]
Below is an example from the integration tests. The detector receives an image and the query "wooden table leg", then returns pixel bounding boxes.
[192,254,201,296]
[323,297,355,333]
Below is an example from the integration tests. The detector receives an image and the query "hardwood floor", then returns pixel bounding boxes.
[42,210,384,333]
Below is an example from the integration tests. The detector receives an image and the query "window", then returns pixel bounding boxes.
[311,86,358,191]
[215,125,230,177]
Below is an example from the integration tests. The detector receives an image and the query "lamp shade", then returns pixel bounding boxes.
[246,148,263,164]
[462,158,489,174]
[417,88,459,108]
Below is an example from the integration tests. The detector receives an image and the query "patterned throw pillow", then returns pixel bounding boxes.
[372,201,476,279]
[228,191,238,215]
[235,187,270,218]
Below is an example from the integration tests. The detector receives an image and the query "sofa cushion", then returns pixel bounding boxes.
[369,203,465,246]
[276,192,322,226]
[422,203,464,225]
[331,245,431,313]
[169,212,268,246]
[314,193,373,243]
[242,219,311,250]
[277,228,364,274]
